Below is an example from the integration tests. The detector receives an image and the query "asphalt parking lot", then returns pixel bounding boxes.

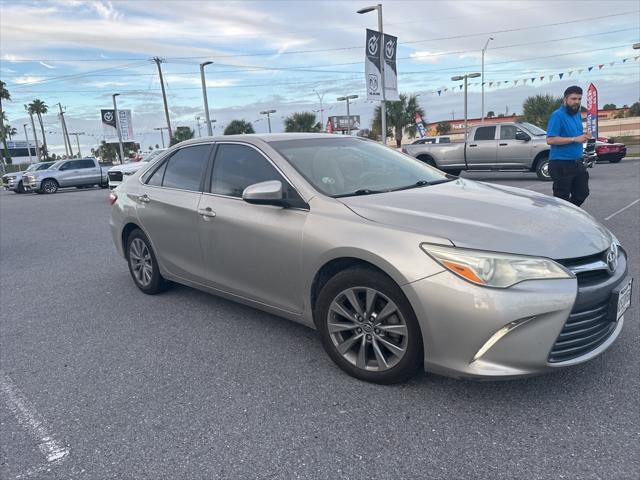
[1,159,638,480]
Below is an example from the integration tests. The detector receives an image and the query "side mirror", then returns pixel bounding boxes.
[242,180,289,207]
[515,131,531,141]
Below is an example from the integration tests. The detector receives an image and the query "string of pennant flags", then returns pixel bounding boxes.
[429,55,640,97]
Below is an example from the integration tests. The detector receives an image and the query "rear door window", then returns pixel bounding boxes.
[474,126,497,141]
[159,145,211,191]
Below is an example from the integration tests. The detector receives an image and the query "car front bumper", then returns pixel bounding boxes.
[402,250,628,379]
[22,179,41,191]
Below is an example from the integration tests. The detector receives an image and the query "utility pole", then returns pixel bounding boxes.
[195,116,202,137]
[260,110,276,133]
[481,37,494,122]
[69,132,85,157]
[27,109,41,161]
[337,95,358,135]
[154,127,168,148]
[112,94,125,163]
[452,72,481,143]
[23,124,33,162]
[200,61,213,136]
[153,57,172,142]
[314,89,326,131]
[57,103,72,157]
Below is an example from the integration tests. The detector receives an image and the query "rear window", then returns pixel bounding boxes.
[474,127,496,141]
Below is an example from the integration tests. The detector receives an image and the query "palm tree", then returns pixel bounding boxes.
[284,112,321,132]
[27,99,49,158]
[170,126,195,146]
[521,94,562,130]
[0,81,11,164]
[436,122,452,135]
[224,120,255,135]
[371,94,425,148]
[1,123,17,141]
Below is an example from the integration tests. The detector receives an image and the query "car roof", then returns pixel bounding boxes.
[177,132,345,148]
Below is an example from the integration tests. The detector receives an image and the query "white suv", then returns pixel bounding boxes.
[108,149,166,189]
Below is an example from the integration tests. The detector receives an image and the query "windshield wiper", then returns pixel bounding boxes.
[389,178,454,192]
[334,188,385,198]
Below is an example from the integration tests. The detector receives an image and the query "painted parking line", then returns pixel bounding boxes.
[0,372,69,477]
[604,198,640,221]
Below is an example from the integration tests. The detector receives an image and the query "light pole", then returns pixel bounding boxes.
[451,72,481,143]
[337,95,358,135]
[195,116,202,137]
[481,37,494,122]
[209,119,217,132]
[69,132,85,157]
[26,108,41,161]
[154,127,168,148]
[23,124,33,162]
[112,93,125,163]
[200,61,214,136]
[314,89,326,131]
[358,4,386,146]
[260,109,276,133]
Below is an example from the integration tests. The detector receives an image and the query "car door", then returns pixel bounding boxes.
[57,160,79,186]
[466,126,497,167]
[72,159,97,185]
[135,143,213,283]
[196,142,308,314]
[497,124,532,167]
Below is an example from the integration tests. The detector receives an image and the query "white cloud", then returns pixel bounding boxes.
[409,51,442,64]
[14,76,47,85]
[39,61,55,69]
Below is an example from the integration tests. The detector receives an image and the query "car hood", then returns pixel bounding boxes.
[109,163,146,173]
[338,178,612,259]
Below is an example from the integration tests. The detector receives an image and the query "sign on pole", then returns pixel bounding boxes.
[365,29,399,101]
[586,83,598,139]
[101,109,134,142]
[415,112,426,138]
[326,119,333,134]
[329,115,361,132]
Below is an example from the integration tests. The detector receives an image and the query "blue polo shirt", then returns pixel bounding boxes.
[546,105,584,160]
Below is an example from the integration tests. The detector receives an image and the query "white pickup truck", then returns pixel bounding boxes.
[107,149,166,189]
[22,158,110,194]
[402,121,596,181]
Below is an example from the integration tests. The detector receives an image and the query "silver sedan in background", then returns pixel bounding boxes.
[109,134,631,384]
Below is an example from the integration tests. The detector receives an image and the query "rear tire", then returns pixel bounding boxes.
[535,155,551,181]
[314,267,423,384]
[41,179,59,194]
[125,228,169,295]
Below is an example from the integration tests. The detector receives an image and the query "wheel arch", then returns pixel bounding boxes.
[531,150,550,171]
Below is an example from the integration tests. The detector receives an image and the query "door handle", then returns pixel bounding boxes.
[198,207,216,218]
[138,194,150,204]
[499,143,508,146]
[469,144,478,147]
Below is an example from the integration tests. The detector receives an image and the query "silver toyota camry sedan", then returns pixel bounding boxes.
[109,134,632,384]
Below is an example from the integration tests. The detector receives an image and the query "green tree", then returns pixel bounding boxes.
[487,111,495,118]
[148,145,154,151]
[1,123,17,141]
[626,102,640,117]
[0,81,11,164]
[521,94,562,130]
[95,141,118,162]
[27,99,49,158]
[436,121,452,135]
[372,93,424,148]
[224,120,255,135]
[497,113,505,118]
[613,110,626,119]
[155,143,160,149]
[170,126,195,145]
[284,112,321,132]
[356,128,377,140]
[603,103,617,110]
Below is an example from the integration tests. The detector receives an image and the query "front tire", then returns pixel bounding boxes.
[535,155,551,181]
[41,179,59,194]
[314,267,423,384]
[126,228,169,295]
[15,181,26,193]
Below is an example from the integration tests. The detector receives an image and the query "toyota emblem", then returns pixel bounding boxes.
[606,243,618,274]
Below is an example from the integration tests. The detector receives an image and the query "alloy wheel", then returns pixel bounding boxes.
[129,238,153,287]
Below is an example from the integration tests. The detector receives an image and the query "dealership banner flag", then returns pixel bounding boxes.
[101,108,134,142]
[365,29,399,101]
[586,83,598,139]
[415,112,426,138]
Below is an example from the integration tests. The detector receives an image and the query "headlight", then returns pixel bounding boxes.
[420,244,573,288]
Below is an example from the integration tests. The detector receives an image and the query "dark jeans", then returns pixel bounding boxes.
[548,159,590,206]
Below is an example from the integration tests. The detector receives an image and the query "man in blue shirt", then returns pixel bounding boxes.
[546,85,592,206]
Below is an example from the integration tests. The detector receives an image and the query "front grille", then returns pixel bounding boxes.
[557,249,610,286]
[108,171,123,182]
[548,298,615,363]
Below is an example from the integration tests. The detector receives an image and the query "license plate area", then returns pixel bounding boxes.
[609,278,633,321]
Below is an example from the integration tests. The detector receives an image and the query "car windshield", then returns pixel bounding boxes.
[269,137,450,197]
[142,149,165,162]
[49,160,66,169]
[519,122,547,136]
[25,164,40,171]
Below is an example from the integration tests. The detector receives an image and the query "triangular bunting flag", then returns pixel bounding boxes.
[550,74,554,81]
[504,80,509,83]
[559,73,564,79]
[540,76,545,81]
[497,82,501,86]
[514,80,518,86]
[598,64,604,69]
[523,79,528,84]
[530,77,535,83]
[588,66,593,71]
[634,55,639,61]
[437,90,442,96]
[623,58,627,63]
[489,82,493,87]
[444,88,448,92]
[568,71,573,77]
[459,85,463,90]
[609,62,615,67]
[578,69,583,74]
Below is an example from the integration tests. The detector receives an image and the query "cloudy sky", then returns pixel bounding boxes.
[1,0,639,154]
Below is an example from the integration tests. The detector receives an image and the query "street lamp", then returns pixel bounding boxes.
[260,109,276,133]
[154,127,168,148]
[68,132,85,157]
[195,116,202,137]
[481,37,494,122]
[200,61,214,136]
[451,72,481,143]
[314,89,326,132]
[23,124,33,162]
[112,93,125,164]
[358,4,387,146]
[337,95,358,135]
